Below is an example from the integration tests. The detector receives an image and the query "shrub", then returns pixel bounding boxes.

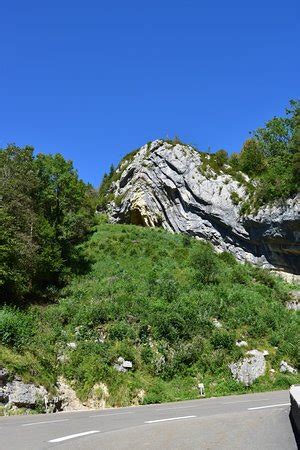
[230,191,241,205]
[211,331,235,350]
[190,245,218,285]
[214,149,228,168]
[0,307,36,349]
[239,139,265,176]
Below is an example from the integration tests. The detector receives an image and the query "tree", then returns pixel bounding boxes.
[0,145,39,301]
[214,149,228,168]
[239,139,265,176]
[35,153,95,281]
[0,146,95,304]
[252,100,299,157]
[288,104,300,186]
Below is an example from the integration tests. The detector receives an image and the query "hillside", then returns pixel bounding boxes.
[98,139,300,275]
[1,221,299,414]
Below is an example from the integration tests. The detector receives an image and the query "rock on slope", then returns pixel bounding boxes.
[103,140,300,274]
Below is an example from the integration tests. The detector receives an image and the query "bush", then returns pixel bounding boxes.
[214,149,228,168]
[239,139,265,176]
[230,191,241,205]
[190,244,218,284]
[211,331,235,350]
[0,307,36,349]
[108,322,136,341]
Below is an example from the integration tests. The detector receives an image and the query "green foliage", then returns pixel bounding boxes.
[247,100,299,207]
[211,330,235,350]
[252,100,298,157]
[214,149,228,168]
[230,191,241,205]
[239,139,265,176]
[0,307,36,349]
[0,145,95,304]
[0,224,299,407]
[190,244,218,284]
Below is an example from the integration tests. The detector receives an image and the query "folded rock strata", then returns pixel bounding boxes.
[104,140,300,274]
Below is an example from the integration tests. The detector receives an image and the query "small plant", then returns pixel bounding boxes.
[230,191,241,205]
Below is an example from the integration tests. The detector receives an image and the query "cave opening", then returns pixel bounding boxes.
[129,209,146,226]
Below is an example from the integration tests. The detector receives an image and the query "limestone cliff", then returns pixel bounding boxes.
[101,140,300,274]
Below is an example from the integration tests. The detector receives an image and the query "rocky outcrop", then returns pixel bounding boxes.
[286,290,300,311]
[0,370,111,414]
[0,369,51,412]
[104,140,300,274]
[229,350,267,386]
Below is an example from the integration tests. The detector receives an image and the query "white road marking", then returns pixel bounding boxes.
[155,405,202,411]
[248,403,290,411]
[145,415,196,423]
[22,419,68,427]
[89,412,133,418]
[222,398,269,405]
[48,430,100,443]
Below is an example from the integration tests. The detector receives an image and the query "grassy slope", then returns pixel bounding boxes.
[1,221,299,407]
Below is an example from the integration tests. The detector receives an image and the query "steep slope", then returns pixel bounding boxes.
[1,223,299,414]
[102,140,300,274]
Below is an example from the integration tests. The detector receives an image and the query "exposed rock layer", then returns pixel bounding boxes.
[105,140,300,274]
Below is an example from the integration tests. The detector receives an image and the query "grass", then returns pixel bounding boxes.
[1,221,299,409]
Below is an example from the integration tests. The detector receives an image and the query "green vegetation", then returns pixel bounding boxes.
[234,100,299,210]
[1,222,299,406]
[0,145,95,304]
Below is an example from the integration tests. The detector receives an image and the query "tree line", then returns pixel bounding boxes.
[0,147,96,304]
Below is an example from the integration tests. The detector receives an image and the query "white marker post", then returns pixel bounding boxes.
[198,383,205,397]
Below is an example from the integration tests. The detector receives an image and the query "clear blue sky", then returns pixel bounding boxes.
[1,1,299,186]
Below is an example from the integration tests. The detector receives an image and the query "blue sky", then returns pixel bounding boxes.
[1,0,299,186]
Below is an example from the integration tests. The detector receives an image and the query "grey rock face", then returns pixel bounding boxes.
[280,360,298,374]
[229,351,266,386]
[5,381,48,408]
[105,140,300,274]
[286,291,300,311]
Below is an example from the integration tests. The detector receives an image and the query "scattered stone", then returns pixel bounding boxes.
[286,301,300,311]
[66,342,77,350]
[212,318,222,329]
[114,357,133,373]
[285,290,300,311]
[236,340,248,347]
[229,351,266,386]
[262,350,269,356]
[280,360,297,374]
[56,351,69,364]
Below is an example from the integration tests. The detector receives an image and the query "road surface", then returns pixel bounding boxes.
[0,390,297,449]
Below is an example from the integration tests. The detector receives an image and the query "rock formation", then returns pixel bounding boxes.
[229,350,267,386]
[103,140,300,274]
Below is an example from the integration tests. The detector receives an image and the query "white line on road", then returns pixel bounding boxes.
[22,419,69,427]
[155,405,202,411]
[248,403,290,411]
[145,415,196,423]
[222,398,269,405]
[89,412,133,418]
[48,430,100,443]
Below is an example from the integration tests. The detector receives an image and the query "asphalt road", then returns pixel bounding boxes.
[0,390,297,450]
